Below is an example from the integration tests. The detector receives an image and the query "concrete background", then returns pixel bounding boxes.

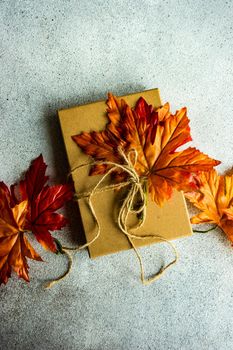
[1,0,233,349]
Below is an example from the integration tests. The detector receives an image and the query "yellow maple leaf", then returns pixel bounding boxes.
[185,169,233,244]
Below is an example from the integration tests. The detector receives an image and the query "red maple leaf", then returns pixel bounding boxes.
[0,155,73,285]
[15,155,74,252]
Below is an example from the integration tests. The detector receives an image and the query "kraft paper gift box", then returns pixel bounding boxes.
[58,89,192,258]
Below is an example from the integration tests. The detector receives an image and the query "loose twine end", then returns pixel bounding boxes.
[44,249,73,289]
[46,148,179,288]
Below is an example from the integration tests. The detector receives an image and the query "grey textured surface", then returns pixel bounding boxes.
[0,1,233,349]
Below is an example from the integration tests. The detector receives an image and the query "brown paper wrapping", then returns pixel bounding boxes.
[58,89,192,258]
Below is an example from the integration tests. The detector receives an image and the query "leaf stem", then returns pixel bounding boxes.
[193,225,218,233]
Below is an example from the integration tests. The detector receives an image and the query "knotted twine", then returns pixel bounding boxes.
[45,148,178,289]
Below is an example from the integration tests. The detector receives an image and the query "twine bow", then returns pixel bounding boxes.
[45,148,178,288]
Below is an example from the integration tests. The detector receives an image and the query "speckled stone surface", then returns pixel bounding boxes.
[1,1,233,349]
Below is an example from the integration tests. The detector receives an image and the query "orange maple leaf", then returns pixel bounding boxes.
[72,93,220,206]
[185,169,233,244]
[0,182,42,284]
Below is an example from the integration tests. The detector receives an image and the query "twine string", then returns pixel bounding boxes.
[45,147,178,288]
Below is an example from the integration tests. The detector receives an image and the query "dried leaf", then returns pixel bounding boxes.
[73,93,220,205]
[0,183,42,284]
[15,155,73,252]
[185,169,233,244]
[0,155,73,285]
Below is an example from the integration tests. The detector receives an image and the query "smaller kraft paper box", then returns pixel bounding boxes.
[58,89,192,258]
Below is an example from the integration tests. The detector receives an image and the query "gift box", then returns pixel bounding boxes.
[58,89,192,258]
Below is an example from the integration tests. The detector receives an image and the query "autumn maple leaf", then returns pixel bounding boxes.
[0,155,73,285]
[0,182,42,284]
[72,93,220,206]
[14,155,73,252]
[185,169,233,244]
